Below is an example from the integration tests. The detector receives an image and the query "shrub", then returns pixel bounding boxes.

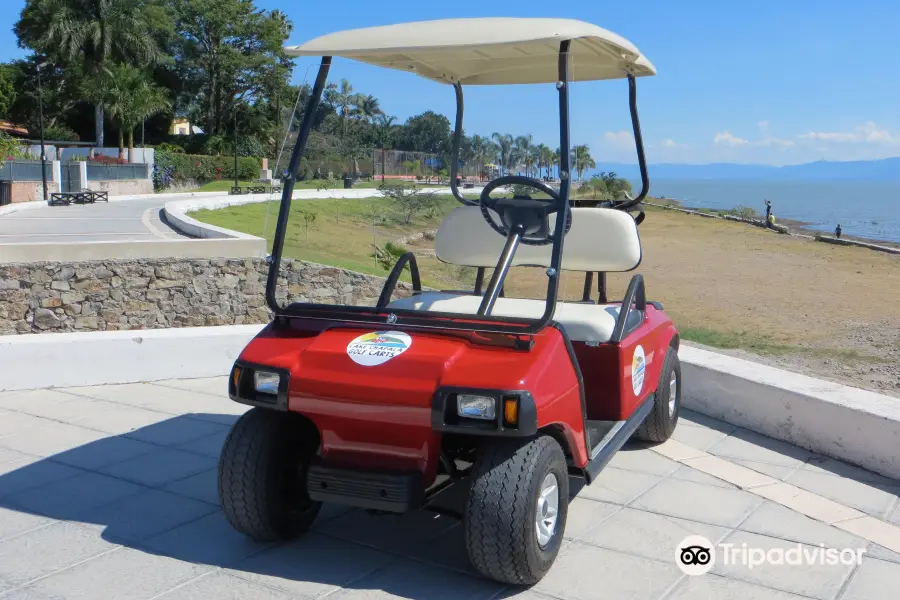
[371,242,408,272]
[379,182,440,225]
[43,125,80,141]
[0,131,27,165]
[153,149,261,190]
[729,205,758,219]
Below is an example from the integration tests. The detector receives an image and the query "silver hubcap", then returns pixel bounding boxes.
[535,473,560,547]
[668,371,678,417]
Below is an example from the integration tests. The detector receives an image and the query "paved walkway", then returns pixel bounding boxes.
[1,379,898,599]
[0,198,191,244]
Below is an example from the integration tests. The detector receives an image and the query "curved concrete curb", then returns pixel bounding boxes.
[2,325,898,480]
[680,344,900,480]
[161,185,486,241]
[163,194,274,241]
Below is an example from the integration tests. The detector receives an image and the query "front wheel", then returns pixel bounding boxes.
[218,408,321,541]
[635,347,681,443]
[464,435,569,585]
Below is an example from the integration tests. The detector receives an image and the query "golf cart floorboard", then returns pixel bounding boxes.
[582,394,654,482]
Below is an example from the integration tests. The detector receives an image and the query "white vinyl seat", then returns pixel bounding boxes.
[387,205,644,343]
[388,292,641,342]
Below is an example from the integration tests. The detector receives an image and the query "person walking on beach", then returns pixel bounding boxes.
[764,199,772,221]
[835,223,842,239]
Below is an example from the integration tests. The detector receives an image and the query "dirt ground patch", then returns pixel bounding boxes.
[501,207,900,396]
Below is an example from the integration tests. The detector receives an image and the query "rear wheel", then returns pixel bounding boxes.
[635,347,681,443]
[218,408,321,541]
[464,435,569,585]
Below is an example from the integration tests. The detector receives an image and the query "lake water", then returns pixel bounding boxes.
[636,180,900,243]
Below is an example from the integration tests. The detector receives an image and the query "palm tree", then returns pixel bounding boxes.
[571,144,596,180]
[491,133,514,175]
[552,148,560,179]
[353,94,383,124]
[373,114,396,182]
[118,72,170,162]
[324,79,355,137]
[513,134,533,176]
[15,0,162,147]
[469,134,487,178]
[81,63,170,161]
[539,144,554,179]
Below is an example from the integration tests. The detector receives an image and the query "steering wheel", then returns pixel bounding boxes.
[479,176,572,246]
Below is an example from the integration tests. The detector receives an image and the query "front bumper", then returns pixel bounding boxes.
[306,461,423,513]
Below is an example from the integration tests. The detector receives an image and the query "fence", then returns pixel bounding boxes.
[86,163,149,181]
[0,160,52,182]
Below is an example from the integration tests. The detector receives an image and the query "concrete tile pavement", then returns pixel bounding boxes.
[0,381,897,599]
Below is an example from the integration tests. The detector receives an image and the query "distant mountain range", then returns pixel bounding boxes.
[589,157,900,181]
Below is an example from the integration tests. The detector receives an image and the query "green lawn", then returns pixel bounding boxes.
[188,194,474,289]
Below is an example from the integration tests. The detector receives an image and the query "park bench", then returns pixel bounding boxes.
[49,190,109,206]
[229,185,282,195]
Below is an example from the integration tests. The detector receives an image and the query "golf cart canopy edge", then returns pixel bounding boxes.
[284,18,656,85]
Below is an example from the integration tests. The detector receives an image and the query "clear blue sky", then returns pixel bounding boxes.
[4,0,899,165]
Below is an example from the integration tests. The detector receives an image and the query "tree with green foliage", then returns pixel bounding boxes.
[380,182,439,225]
[168,0,292,137]
[15,0,167,146]
[491,132,514,175]
[0,132,28,166]
[324,79,356,138]
[298,208,316,241]
[397,111,451,155]
[0,66,17,116]
[80,63,170,160]
[513,134,533,176]
[571,144,596,180]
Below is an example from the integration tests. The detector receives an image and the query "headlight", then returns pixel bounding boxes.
[254,370,281,395]
[457,394,496,420]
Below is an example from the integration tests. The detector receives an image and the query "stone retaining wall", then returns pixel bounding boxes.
[0,258,405,335]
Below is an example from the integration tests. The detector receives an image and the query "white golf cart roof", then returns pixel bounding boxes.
[285,18,655,85]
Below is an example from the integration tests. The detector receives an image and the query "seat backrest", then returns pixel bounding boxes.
[434,205,642,272]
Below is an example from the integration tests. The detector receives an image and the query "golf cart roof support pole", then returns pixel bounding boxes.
[535,40,573,328]
[478,225,524,316]
[449,82,474,206]
[581,272,594,302]
[474,267,485,295]
[265,56,332,313]
[626,73,649,206]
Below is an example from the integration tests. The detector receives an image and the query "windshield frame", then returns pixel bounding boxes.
[264,43,576,336]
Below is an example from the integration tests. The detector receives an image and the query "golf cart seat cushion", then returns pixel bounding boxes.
[435,206,641,272]
[387,292,640,343]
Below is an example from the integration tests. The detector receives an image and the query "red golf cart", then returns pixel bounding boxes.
[219,18,680,585]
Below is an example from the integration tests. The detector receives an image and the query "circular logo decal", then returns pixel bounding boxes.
[631,345,646,396]
[346,331,412,366]
[676,535,715,576]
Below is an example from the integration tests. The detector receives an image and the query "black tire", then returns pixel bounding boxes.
[218,408,321,541]
[635,347,681,443]
[464,435,569,585]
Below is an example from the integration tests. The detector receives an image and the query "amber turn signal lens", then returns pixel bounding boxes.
[504,397,519,426]
[231,367,241,392]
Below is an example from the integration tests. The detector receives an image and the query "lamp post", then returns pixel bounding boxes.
[233,109,239,191]
[36,61,49,202]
